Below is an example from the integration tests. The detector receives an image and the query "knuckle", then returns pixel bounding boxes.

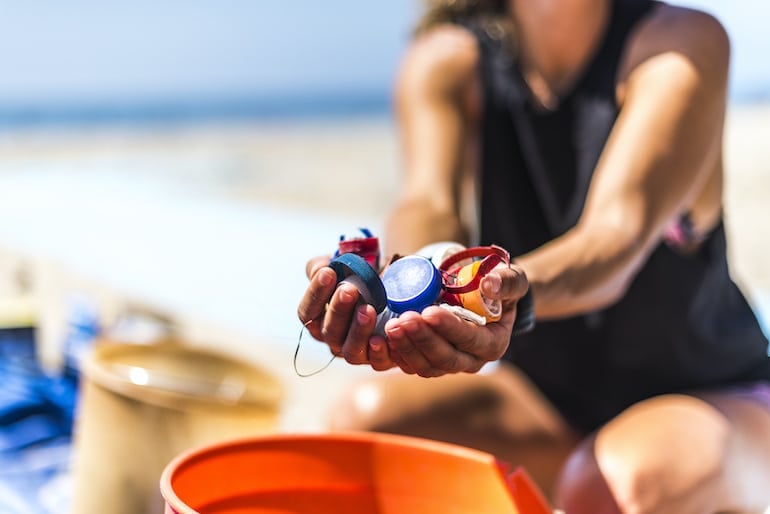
[465,358,486,374]
[390,354,413,374]
[298,291,328,325]
[304,322,325,343]
[501,266,527,297]
[458,332,483,358]
[416,366,442,378]
[297,306,318,326]
[342,347,366,364]
[327,300,351,318]
[434,352,461,372]
[415,367,434,378]
[307,285,328,306]
[371,360,393,372]
[513,269,529,295]
[392,340,416,356]
[321,324,345,348]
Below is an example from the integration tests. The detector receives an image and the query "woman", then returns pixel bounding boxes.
[297,0,770,511]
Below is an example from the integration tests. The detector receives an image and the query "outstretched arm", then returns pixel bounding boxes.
[381,8,730,376]
[384,25,481,255]
[298,8,729,377]
[514,7,729,319]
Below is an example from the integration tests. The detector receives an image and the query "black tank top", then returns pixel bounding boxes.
[465,0,770,432]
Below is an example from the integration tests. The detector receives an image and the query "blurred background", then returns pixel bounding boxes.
[0,1,767,513]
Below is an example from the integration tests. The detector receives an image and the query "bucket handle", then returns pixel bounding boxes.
[497,461,553,514]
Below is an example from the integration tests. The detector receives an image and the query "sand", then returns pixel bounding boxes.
[722,103,770,300]
[0,102,768,433]
[3,103,767,281]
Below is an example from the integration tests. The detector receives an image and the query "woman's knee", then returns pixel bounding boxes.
[556,394,730,514]
[555,436,622,514]
[327,375,393,431]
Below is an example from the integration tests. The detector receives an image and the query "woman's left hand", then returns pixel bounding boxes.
[383,263,530,377]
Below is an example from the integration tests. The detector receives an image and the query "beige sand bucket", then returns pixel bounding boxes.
[70,338,283,514]
[160,432,553,514]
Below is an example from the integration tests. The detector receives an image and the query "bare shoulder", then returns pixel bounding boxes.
[396,24,480,97]
[619,3,730,100]
[638,4,729,59]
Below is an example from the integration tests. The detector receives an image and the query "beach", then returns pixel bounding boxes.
[722,103,770,301]
[0,2,767,510]
[0,102,768,435]
[2,101,768,276]
[0,99,767,514]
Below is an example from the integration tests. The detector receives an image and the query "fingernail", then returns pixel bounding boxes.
[319,270,334,286]
[356,307,370,325]
[386,326,403,339]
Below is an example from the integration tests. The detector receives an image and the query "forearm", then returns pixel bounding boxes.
[384,198,469,257]
[515,222,649,320]
[520,20,728,320]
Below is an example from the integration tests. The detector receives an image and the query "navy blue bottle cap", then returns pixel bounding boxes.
[329,253,387,314]
[381,255,443,314]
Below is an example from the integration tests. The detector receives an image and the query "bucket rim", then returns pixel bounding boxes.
[81,338,284,410]
[159,431,501,514]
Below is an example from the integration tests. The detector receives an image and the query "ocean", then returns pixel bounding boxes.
[0,0,766,129]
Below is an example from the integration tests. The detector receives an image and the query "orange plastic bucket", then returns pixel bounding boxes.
[160,432,551,514]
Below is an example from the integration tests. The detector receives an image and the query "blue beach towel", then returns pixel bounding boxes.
[0,328,79,514]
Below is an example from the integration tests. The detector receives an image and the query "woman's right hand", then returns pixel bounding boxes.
[297,255,399,371]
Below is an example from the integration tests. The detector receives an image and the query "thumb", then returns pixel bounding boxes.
[480,263,529,305]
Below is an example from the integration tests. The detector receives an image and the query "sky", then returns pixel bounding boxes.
[0,0,417,107]
[0,0,766,110]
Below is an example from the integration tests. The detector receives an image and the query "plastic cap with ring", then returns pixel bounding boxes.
[456,260,503,322]
[381,255,443,314]
[415,241,467,268]
[336,228,381,270]
[328,253,388,314]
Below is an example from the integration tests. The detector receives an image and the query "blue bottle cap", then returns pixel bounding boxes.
[381,255,443,314]
[329,253,388,314]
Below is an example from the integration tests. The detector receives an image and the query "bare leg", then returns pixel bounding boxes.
[557,391,770,513]
[327,361,581,498]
